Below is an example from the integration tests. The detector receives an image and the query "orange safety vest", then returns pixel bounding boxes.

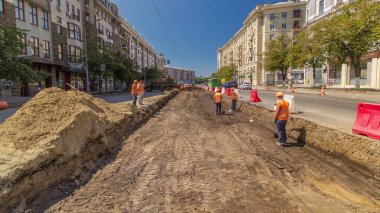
[277,100,289,121]
[231,91,237,100]
[131,83,138,95]
[214,93,222,103]
[138,83,145,93]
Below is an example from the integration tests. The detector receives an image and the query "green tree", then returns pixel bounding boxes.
[0,27,43,81]
[87,37,113,92]
[311,0,380,87]
[264,34,292,87]
[292,30,325,86]
[142,66,162,80]
[110,52,137,85]
[212,65,235,81]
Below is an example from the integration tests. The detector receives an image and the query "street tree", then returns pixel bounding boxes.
[143,67,162,80]
[311,0,380,87]
[292,30,325,86]
[212,65,234,81]
[87,37,113,92]
[0,27,43,81]
[110,52,137,87]
[264,34,292,87]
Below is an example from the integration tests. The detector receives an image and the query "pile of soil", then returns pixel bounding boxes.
[0,88,137,209]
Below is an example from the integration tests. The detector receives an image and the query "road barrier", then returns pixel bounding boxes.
[0,101,9,110]
[212,87,215,92]
[249,90,262,102]
[284,95,297,114]
[352,103,380,140]
[215,87,218,93]
[222,87,226,94]
[226,88,231,96]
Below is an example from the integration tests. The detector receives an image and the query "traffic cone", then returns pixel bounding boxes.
[320,86,326,96]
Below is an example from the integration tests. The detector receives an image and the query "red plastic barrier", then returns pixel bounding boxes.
[0,101,9,110]
[249,89,262,102]
[217,88,222,93]
[226,88,231,96]
[212,87,215,92]
[352,103,380,140]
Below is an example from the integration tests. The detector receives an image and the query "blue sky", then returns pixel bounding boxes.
[113,0,281,77]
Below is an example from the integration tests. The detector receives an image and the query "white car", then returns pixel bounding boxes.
[239,82,252,90]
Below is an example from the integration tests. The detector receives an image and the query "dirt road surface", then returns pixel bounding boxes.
[29,91,380,212]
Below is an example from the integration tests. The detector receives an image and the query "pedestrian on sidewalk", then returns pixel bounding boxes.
[230,87,237,111]
[137,80,145,105]
[214,89,223,115]
[131,80,139,106]
[274,92,289,146]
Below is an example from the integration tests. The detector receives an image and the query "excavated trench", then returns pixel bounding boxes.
[22,90,380,213]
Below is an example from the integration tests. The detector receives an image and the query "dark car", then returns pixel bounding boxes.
[222,81,238,88]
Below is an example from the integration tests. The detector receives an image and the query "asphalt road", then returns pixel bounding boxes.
[0,91,164,124]
[238,89,380,131]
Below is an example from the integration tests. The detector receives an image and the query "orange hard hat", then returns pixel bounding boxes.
[276,92,284,97]
[134,80,138,83]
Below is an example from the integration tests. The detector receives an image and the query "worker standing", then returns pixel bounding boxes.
[274,92,289,146]
[230,87,237,111]
[131,80,139,106]
[214,89,223,115]
[137,80,145,105]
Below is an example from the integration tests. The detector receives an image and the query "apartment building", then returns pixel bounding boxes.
[305,0,380,89]
[164,66,196,84]
[0,0,158,97]
[51,0,85,91]
[217,0,306,86]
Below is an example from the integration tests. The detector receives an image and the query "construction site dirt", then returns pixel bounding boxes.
[28,91,380,213]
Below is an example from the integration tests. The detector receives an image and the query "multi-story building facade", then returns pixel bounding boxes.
[0,0,158,97]
[218,0,306,86]
[305,0,380,89]
[164,66,196,85]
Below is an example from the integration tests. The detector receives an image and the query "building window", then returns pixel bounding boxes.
[15,0,25,21]
[76,8,80,21]
[65,1,69,12]
[18,33,27,54]
[319,0,324,15]
[282,12,287,19]
[29,5,38,26]
[56,24,61,34]
[42,11,49,30]
[31,37,39,56]
[57,44,63,60]
[0,0,3,13]
[68,23,81,40]
[269,34,275,40]
[293,9,301,18]
[294,20,300,29]
[281,23,287,30]
[57,0,61,11]
[270,14,275,20]
[43,40,50,58]
[270,24,275,31]
[69,45,81,62]
[85,13,90,22]
[306,9,309,21]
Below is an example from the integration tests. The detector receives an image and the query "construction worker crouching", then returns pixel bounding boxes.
[230,87,237,111]
[274,92,289,146]
[214,89,223,115]
[137,80,145,105]
[131,80,139,106]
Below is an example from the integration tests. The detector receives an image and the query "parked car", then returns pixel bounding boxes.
[239,82,252,90]
[222,81,238,88]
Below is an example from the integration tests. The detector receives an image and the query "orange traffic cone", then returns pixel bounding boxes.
[320,86,326,96]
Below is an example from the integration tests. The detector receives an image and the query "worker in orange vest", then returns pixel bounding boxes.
[274,92,289,146]
[230,87,237,111]
[214,90,223,115]
[137,80,145,105]
[131,80,139,106]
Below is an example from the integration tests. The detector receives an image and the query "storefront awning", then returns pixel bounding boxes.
[65,63,85,74]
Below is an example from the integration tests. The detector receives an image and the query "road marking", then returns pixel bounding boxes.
[351,94,359,99]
